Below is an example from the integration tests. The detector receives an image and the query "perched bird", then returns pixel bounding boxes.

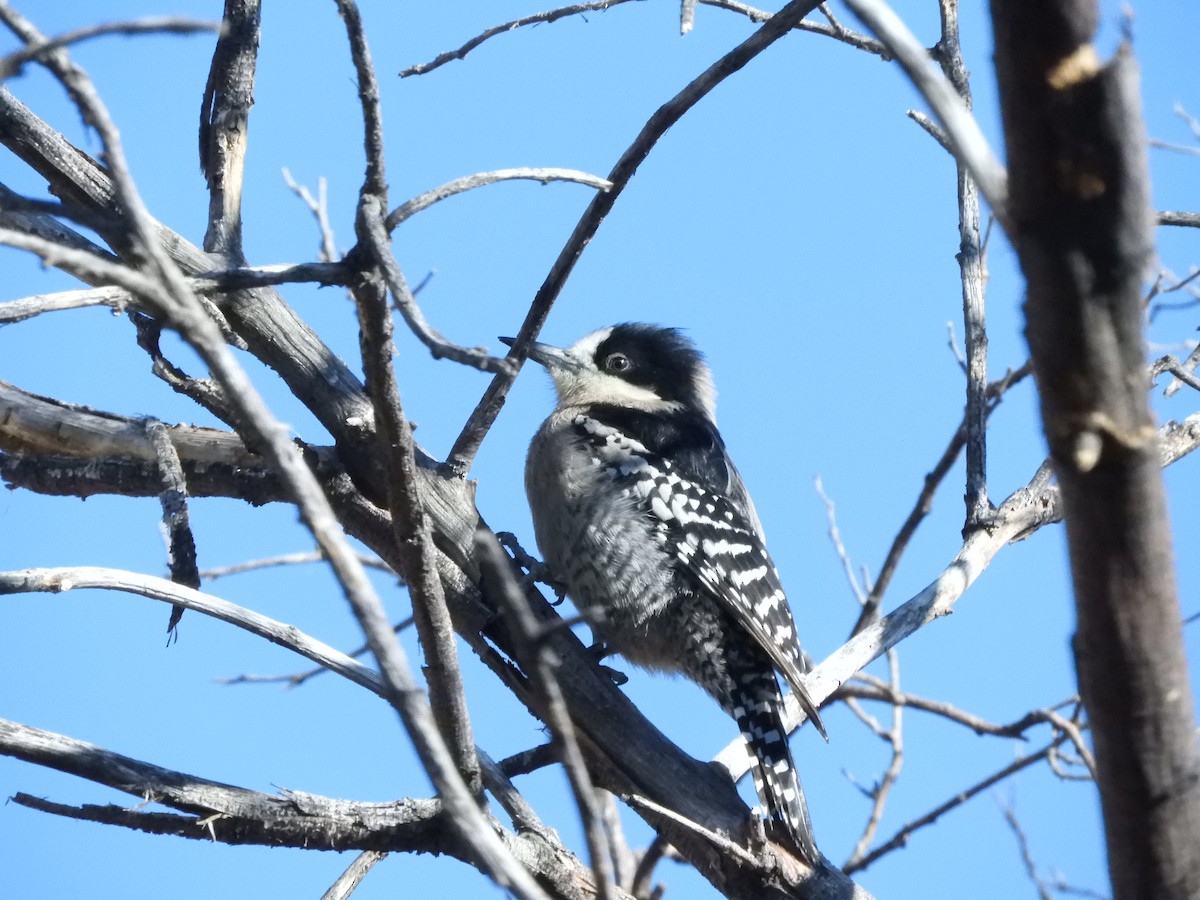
[511,323,825,861]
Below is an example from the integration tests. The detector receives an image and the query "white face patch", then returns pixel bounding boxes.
[546,327,683,412]
[688,363,717,423]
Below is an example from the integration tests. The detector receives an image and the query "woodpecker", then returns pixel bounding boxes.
[511,323,824,862]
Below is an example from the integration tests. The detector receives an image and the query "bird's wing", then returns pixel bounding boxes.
[660,480,827,741]
[570,410,826,739]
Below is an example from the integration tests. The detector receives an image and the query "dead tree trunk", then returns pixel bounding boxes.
[990,2,1200,897]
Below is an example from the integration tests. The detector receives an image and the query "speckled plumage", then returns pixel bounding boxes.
[520,324,823,861]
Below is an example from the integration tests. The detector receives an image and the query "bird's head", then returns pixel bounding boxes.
[503,323,717,421]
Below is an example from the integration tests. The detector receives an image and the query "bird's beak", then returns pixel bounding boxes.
[498,336,582,374]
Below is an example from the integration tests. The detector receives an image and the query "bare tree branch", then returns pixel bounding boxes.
[0,285,133,323]
[844,733,1070,874]
[398,0,887,79]
[321,851,388,900]
[478,531,616,900]
[933,0,991,525]
[0,15,218,79]
[445,0,829,474]
[399,1,648,77]
[385,168,612,231]
[681,0,696,34]
[201,550,393,580]
[283,169,338,263]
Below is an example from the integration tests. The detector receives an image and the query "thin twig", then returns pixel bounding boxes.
[1000,800,1053,900]
[320,851,388,900]
[844,648,903,868]
[600,789,637,889]
[629,835,669,900]
[844,734,1069,874]
[623,794,757,866]
[837,675,1022,737]
[216,615,415,688]
[384,168,611,231]
[399,0,886,79]
[814,476,868,606]
[707,0,887,54]
[399,1,646,77]
[1148,139,1200,158]
[0,15,218,79]
[283,169,338,263]
[906,108,951,152]
[201,549,393,580]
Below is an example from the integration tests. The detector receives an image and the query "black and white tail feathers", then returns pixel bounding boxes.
[729,657,817,863]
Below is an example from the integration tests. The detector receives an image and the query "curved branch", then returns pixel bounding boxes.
[399,1,647,77]
[0,566,387,692]
[0,16,218,80]
[398,0,886,80]
[385,168,612,231]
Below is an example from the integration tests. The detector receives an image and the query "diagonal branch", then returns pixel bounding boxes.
[718,407,1200,779]
[399,1,647,77]
[353,197,484,796]
[844,732,1070,875]
[445,0,828,474]
[478,531,615,900]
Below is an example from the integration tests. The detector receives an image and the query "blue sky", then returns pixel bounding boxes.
[2,1,1198,898]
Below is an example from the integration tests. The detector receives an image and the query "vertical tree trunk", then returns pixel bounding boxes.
[990,3,1200,897]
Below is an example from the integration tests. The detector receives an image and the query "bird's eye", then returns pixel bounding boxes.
[604,352,631,373]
